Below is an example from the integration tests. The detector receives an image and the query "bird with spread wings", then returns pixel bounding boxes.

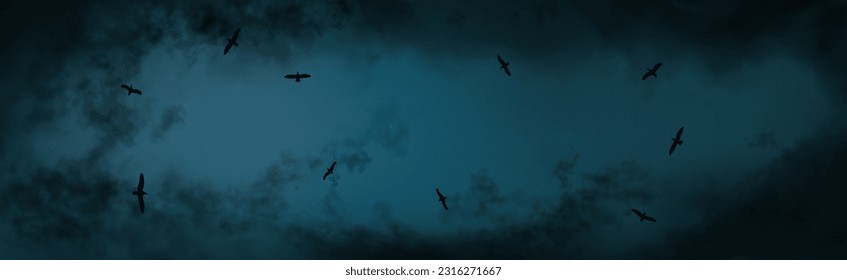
[497,55,511,76]
[631,209,656,222]
[669,126,684,156]
[642,62,663,80]
[323,161,337,180]
[224,28,240,55]
[284,72,312,82]
[436,188,448,210]
[132,173,147,213]
[120,84,142,95]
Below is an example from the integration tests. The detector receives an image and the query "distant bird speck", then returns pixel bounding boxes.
[323,161,337,180]
[132,173,147,213]
[436,188,448,210]
[284,72,312,82]
[224,28,240,55]
[497,55,511,76]
[120,84,142,95]
[642,62,663,80]
[669,126,684,156]
[631,209,656,222]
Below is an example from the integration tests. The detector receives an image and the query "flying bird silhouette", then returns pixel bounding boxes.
[120,84,142,95]
[497,55,511,76]
[224,28,240,55]
[284,72,312,82]
[436,188,448,210]
[132,173,147,213]
[323,161,337,180]
[631,209,656,222]
[642,62,663,80]
[669,126,684,155]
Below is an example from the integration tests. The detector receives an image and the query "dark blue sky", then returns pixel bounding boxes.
[1,0,846,259]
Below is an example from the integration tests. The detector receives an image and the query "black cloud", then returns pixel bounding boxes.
[151,106,186,142]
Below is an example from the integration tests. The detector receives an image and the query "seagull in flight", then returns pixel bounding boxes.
[642,62,663,80]
[497,55,511,76]
[436,188,448,210]
[224,28,240,55]
[323,161,337,180]
[669,126,684,156]
[120,84,142,95]
[631,209,656,222]
[284,72,312,82]
[132,173,147,213]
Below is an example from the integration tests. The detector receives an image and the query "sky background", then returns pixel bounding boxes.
[1,0,847,259]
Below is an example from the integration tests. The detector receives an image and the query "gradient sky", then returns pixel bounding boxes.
[1,0,847,259]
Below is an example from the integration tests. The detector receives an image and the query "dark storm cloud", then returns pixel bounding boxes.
[318,103,409,179]
[286,155,659,259]
[2,0,846,128]
[554,155,579,187]
[365,105,410,156]
[150,106,186,142]
[444,9,467,30]
[531,0,562,26]
[10,0,842,103]
[0,161,120,257]
[181,1,324,44]
[0,0,406,153]
[3,0,432,177]
[1,85,407,259]
[442,169,519,226]
[747,132,780,149]
[321,186,344,221]
[0,0,172,250]
[322,140,373,174]
[574,160,652,224]
[466,171,506,219]
[80,91,148,163]
[581,160,651,202]
[0,1,88,155]
[0,0,177,170]
[0,149,306,259]
[255,152,305,190]
[661,121,847,259]
[296,0,847,101]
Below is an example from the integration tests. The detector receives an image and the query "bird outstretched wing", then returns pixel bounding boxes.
[497,55,511,76]
[232,28,240,40]
[631,209,643,216]
[436,188,448,210]
[137,173,144,191]
[323,162,337,180]
[138,195,145,213]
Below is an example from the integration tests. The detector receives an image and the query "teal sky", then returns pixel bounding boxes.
[2,0,846,259]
